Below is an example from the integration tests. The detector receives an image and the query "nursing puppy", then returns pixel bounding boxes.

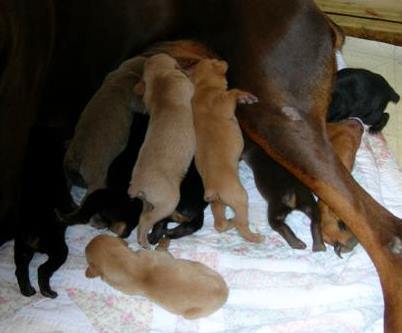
[191,59,263,243]
[64,56,147,195]
[242,137,325,251]
[128,54,196,248]
[60,113,207,241]
[15,126,71,298]
[327,68,400,133]
[320,119,364,255]
[85,234,228,319]
[243,119,363,254]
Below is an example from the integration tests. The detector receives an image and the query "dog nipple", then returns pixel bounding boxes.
[281,106,302,121]
[388,236,402,255]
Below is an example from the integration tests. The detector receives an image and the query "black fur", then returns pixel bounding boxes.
[60,113,207,242]
[242,137,325,252]
[14,126,72,298]
[327,68,400,133]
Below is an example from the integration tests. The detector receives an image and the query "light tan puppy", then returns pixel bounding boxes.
[191,59,264,243]
[128,54,195,248]
[85,235,229,319]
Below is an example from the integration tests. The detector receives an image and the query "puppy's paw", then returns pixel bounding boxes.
[20,285,36,297]
[247,233,265,243]
[312,242,326,252]
[288,238,307,250]
[237,92,258,105]
[40,288,58,299]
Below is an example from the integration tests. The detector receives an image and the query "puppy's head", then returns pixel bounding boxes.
[143,53,179,80]
[191,59,228,87]
[320,203,358,257]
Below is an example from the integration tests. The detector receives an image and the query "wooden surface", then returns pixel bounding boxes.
[316,0,402,46]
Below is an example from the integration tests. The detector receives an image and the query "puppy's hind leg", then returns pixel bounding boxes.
[137,198,177,249]
[38,235,68,298]
[268,203,306,250]
[211,201,233,232]
[14,238,36,297]
[226,185,264,243]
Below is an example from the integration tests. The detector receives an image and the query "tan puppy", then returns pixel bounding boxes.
[85,235,229,319]
[128,54,195,248]
[320,119,364,255]
[191,59,264,243]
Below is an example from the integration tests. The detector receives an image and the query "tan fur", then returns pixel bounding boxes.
[127,54,195,248]
[320,119,364,251]
[191,59,264,243]
[85,235,228,319]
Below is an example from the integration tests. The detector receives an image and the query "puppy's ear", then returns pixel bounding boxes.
[213,60,228,75]
[134,81,145,95]
[85,265,100,278]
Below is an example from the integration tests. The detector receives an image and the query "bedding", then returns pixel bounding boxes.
[1,128,401,333]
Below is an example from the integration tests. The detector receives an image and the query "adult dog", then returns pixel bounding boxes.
[1,1,402,331]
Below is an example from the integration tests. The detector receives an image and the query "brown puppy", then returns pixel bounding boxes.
[320,119,364,255]
[191,59,263,243]
[128,54,195,248]
[85,234,228,319]
[64,56,147,194]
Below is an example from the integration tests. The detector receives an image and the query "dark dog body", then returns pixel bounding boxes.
[327,68,400,133]
[2,1,402,330]
[243,137,325,252]
[62,113,207,242]
[14,126,71,298]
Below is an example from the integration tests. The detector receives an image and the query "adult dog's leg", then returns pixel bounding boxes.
[210,2,402,331]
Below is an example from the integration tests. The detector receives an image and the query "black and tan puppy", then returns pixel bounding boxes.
[14,126,72,298]
[61,112,207,242]
[327,68,400,133]
[243,137,325,251]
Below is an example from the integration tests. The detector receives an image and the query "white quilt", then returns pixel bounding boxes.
[1,129,402,333]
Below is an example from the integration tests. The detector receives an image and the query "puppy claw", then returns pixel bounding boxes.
[334,242,343,259]
[237,93,258,105]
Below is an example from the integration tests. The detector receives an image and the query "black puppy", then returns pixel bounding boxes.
[242,137,326,252]
[327,68,400,133]
[60,113,207,242]
[14,126,72,298]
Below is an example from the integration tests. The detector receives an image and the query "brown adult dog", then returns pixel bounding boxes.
[191,59,263,243]
[64,56,147,194]
[3,1,402,331]
[128,54,195,248]
[85,235,228,319]
[320,119,364,255]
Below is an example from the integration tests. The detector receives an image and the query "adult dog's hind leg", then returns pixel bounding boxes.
[238,70,402,333]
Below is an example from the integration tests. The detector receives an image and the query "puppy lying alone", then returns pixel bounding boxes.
[128,54,195,248]
[327,68,400,133]
[64,56,147,195]
[85,235,228,319]
[191,59,264,243]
